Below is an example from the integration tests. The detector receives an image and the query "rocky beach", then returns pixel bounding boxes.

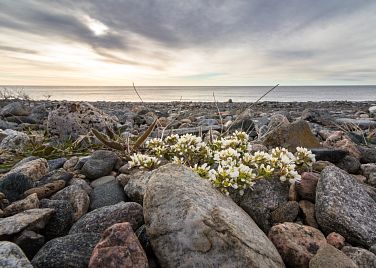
[0,99,376,268]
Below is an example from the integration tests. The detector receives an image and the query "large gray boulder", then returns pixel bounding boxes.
[47,102,117,141]
[143,164,285,268]
[316,166,376,247]
[0,241,33,268]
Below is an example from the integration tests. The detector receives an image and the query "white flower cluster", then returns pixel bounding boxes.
[140,131,315,195]
[129,153,160,169]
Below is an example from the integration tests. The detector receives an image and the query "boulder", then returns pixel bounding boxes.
[8,158,48,181]
[0,102,30,117]
[268,114,290,129]
[268,222,326,268]
[0,241,33,268]
[40,199,75,239]
[263,120,320,152]
[326,232,345,249]
[89,180,127,210]
[47,157,67,171]
[90,175,115,188]
[311,148,347,163]
[51,184,89,221]
[361,163,376,178]
[358,146,376,163]
[0,173,33,202]
[63,156,79,171]
[35,168,72,186]
[309,244,357,268]
[238,177,289,233]
[81,150,118,180]
[271,201,299,224]
[342,246,376,268]
[337,155,361,174]
[144,164,285,268]
[301,109,333,126]
[0,119,17,130]
[0,208,54,238]
[322,132,361,159]
[68,178,92,195]
[24,180,66,199]
[124,170,153,205]
[32,233,100,268]
[295,172,319,202]
[315,166,376,247]
[47,102,117,141]
[3,193,39,217]
[0,129,30,151]
[88,222,148,268]
[69,202,144,234]
[29,104,48,123]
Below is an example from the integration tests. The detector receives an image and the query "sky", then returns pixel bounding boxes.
[0,0,375,86]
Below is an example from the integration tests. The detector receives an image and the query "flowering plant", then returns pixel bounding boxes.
[138,131,315,195]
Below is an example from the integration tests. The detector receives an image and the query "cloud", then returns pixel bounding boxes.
[0,45,37,54]
[0,0,375,85]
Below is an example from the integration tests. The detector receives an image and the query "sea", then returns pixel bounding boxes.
[1,85,376,102]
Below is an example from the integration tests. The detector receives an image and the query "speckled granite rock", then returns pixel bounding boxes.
[69,201,144,234]
[0,241,33,268]
[47,102,117,141]
[0,208,54,238]
[268,222,326,268]
[316,166,376,248]
[342,246,376,268]
[309,244,357,268]
[32,233,100,268]
[88,222,148,268]
[144,164,285,268]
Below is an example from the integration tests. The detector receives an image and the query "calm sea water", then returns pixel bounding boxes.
[1,85,376,102]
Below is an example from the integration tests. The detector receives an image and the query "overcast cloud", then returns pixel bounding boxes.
[0,0,375,85]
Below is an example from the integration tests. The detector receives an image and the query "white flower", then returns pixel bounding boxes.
[129,153,160,169]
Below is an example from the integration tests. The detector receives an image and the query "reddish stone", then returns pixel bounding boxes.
[295,172,319,202]
[268,222,327,268]
[326,232,345,249]
[89,222,148,268]
[322,133,361,159]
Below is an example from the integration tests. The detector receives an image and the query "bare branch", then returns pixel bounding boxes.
[132,82,144,103]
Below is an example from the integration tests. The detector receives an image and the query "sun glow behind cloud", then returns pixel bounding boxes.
[82,16,109,36]
[0,0,375,86]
